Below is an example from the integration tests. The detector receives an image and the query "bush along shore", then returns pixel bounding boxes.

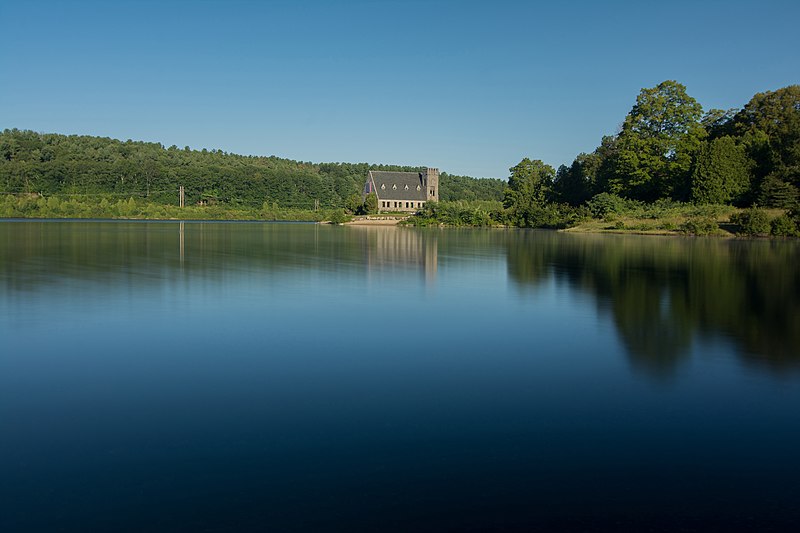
[401,197,799,238]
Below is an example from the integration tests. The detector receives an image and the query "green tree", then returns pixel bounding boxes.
[438,172,505,201]
[731,86,800,205]
[611,80,705,201]
[592,135,622,195]
[345,193,363,214]
[503,158,555,226]
[690,136,752,204]
[733,85,800,166]
[758,170,799,208]
[553,152,600,205]
[702,108,738,139]
[364,192,378,214]
[328,208,350,224]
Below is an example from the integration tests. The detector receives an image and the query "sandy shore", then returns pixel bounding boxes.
[345,216,408,226]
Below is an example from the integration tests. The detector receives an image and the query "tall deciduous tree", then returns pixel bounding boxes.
[733,85,800,166]
[363,192,378,214]
[611,80,705,201]
[503,158,555,226]
[731,86,800,206]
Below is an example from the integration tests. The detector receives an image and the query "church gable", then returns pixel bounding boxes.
[368,171,427,201]
[364,167,439,212]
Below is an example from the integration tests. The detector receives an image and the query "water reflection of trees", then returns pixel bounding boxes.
[4,222,798,375]
[506,231,800,377]
[0,222,446,297]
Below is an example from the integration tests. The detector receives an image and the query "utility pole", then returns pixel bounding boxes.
[179,186,185,208]
[179,221,185,265]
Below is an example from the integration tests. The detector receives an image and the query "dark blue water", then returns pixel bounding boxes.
[1,221,799,531]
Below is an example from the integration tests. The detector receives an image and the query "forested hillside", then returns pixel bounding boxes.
[4,82,797,232]
[0,130,505,209]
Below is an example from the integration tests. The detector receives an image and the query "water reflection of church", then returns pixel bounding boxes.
[352,226,437,285]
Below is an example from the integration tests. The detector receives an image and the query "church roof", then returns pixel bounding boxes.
[369,171,427,201]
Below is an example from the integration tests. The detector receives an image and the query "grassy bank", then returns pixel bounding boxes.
[4,193,798,237]
[566,201,738,236]
[571,195,796,237]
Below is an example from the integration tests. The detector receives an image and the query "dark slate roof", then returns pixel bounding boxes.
[370,171,427,201]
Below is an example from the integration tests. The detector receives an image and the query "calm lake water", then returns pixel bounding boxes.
[1,220,799,532]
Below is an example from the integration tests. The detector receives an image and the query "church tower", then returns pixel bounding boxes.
[425,167,439,202]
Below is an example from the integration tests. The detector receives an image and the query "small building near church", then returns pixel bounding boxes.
[363,168,439,212]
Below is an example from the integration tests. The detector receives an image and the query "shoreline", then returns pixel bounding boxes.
[1,216,794,239]
[344,215,409,226]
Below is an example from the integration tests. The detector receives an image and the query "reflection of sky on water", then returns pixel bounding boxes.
[2,221,800,530]
[0,222,800,377]
[2,222,799,379]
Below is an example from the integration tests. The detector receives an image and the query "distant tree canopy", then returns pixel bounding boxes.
[439,172,505,202]
[0,130,505,209]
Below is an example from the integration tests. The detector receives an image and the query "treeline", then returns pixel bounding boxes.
[0,130,505,212]
[409,81,800,235]
[551,81,799,208]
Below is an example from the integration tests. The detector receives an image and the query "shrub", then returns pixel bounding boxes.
[730,207,771,236]
[587,193,628,218]
[770,214,797,237]
[405,200,499,227]
[680,217,719,235]
[328,208,351,224]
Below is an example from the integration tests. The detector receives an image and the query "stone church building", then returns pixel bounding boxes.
[364,168,439,212]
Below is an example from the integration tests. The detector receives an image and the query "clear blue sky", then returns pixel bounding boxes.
[1,0,798,178]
